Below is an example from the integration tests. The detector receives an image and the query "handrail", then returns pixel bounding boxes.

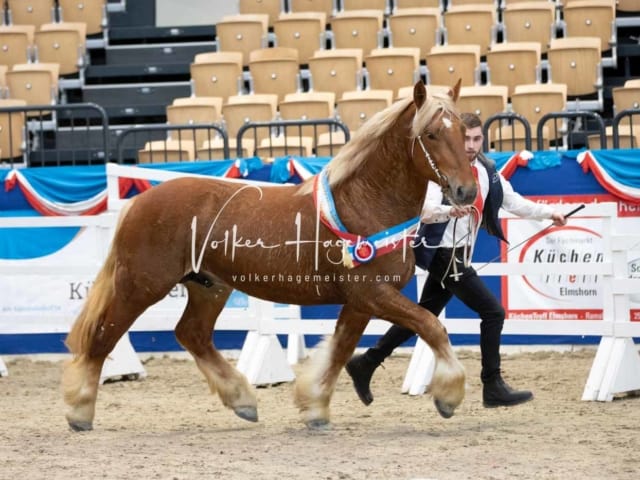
[115,123,228,163]
[537,111,606,151]
[0,103,109,167]
[482,112,532,152]
[611,108,640,149]
[236,119,350,158]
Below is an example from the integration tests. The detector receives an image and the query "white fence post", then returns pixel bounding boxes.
[582,233,640,401]
[236,298,295,385]
[0,357,8,376]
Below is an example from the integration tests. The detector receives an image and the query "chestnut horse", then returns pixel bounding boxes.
[63,81,477,431]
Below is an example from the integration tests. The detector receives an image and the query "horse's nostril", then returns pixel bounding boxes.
[457,185,476,205]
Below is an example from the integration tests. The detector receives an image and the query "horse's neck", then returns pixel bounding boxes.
[333,134,426,234]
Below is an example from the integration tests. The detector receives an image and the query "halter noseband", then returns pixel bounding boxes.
[414,135,449,191]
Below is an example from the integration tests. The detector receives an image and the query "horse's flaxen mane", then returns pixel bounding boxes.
[298,87,457,195]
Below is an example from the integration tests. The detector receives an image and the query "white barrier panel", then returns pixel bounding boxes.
[401,203,640,402]
[0,356,7,376]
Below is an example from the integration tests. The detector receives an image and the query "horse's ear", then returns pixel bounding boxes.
[448,79,462,102]
[413,80,427,110]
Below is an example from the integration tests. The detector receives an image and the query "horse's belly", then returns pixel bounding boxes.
[221,269,344,305]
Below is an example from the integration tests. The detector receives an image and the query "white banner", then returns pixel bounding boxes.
[0,226,251,334]
[503,201,640,322]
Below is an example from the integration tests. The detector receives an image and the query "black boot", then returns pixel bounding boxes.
[482,375,533,408]
[345,353,380,406]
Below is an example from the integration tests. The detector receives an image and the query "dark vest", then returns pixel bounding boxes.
[413,154,507,270]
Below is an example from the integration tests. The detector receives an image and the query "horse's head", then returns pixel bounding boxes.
[410,80,477,206]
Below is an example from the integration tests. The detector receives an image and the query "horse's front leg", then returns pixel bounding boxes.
[294,304,369,429]
[363,283,466,419]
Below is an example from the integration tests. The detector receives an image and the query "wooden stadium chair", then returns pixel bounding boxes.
[239,0,284,28]
[387,8,442,60]
[6,63,59,114]
[57,0,108,36]
[616,0,639,12]
[190,51,244,102]
[393,0,443,11]
[501,1,557,54]
[612,79,640,130]
[172,95,223,112]
[612,79,640,113]
[256,135,314,161]
[166,96,223,149]
[0,98,27,160]
[341,0,390,15]
[248,47,301,103]
[443,4,497,56]
[273,12,327,66]
[222,93,279,146]
[34,22,87,77]
[485,42,541,98]
[197,137,255,160]
[457,85,508,142]
[329,10,385,57]
[364,47,421,94]
[0,24,36,69]
[562,0,616,67]
[396,83,449,101]
[215,14,269,66]
[508,82,568,150]
[587,125,640,150]
[6,0,56,29]
[138,139,196,164]
[547,36,603,110]
[315,130,347,157]
[336,88,393,133]
[448,0,497,4]
[307,48,364,99]
[278,91,336,140]
[0,65,6,90]
[288,0,335,18]
[424,44,481,87]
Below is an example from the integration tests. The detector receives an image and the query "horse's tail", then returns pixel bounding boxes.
[64,198,135,356]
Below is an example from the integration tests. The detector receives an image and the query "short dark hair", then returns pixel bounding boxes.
[460,112,482,129]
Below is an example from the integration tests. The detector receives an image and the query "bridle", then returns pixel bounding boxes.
[413,134,450,195]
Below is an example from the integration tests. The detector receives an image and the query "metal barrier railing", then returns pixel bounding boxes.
[537,111,606,151]
[0,103,109,167]
[115,123,228,164]
[611,108,640,149]
[482,112,532,152]
[236,119,350,158]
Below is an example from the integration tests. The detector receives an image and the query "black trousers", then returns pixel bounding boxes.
[367,247,505,383]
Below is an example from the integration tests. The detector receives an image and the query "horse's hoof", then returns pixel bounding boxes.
[434,399,455,419]
[305,418,331,431]
[68,421,93,432]
[234,406,258,423]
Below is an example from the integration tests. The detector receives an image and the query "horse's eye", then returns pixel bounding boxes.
[425,132,436,140]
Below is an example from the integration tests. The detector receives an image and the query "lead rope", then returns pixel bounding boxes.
[439,205,481,287]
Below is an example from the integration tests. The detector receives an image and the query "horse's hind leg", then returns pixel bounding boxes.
[294,304,370,429]
[175,279,258,422]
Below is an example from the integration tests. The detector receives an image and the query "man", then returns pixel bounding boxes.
[346,112,567,408]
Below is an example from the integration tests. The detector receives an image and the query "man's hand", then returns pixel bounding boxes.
[551,211,567,226]
[450,205,472,218]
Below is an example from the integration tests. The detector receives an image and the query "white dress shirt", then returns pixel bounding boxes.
[420,159,556,249]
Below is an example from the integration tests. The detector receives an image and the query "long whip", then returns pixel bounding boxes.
[474,204,586,272]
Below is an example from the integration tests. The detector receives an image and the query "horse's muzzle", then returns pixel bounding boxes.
[450,183,477,206]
